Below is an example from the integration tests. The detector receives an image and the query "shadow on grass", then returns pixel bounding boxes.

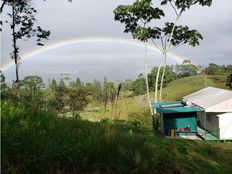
[2,106,232,174]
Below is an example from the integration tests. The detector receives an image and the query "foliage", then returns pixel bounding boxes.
[0,71,9,100]
[148,66,177,91]
[175,64,198,78]
[92,79,103,101]
[114,0,164,40]
[2,106,232,174]
[127,119,142,128]
[205,63,223,75]
[114,0,212,105]
[131,75,146,95]
[68,87,91,118]
[100,118,112,124]
[113,0,209,46]
[2,0,50,86]
[226,73,232,89]
[20,76,45,114]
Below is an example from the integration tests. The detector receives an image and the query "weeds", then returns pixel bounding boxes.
[2,102,232,174]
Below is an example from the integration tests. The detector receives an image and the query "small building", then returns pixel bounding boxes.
[183,87,232,140]
[154,101,203,136]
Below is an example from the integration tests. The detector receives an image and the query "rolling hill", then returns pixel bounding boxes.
[81,75,229,123]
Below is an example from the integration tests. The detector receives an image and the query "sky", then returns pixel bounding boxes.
[1,0,232,84]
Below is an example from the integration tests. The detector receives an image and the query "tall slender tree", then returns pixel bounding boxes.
[114,0,212,118]
[6,0,50,90]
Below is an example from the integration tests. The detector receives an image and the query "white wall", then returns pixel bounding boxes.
[218,113,232,140]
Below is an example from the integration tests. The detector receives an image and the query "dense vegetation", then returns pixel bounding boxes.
[1,66,232,173]
[123,63,232,96]
[2,104,232,174]
[1,63,231,121]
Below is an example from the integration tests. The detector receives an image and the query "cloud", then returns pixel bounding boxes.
[1,0,232,83]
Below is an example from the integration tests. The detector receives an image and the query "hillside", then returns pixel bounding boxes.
[2,110,232,174]
[2,75,232,174]
[161,74,228,101]
[81,75,229,123]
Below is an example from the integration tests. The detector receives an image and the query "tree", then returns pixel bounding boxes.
[69,77,82,89]
[226,73,232,89]
[114,0,212,117]
[3,0,50,89]
[0,71,9,100]
[175,64,198,78]
[49,79,58,94]
[148,66,177,91]
[47,79,66,114]
[68,87,91,118]
[92,79,103,102]
[131,75,146,96]
[106,81,116,102]
[20,75,44,115]
[205,63,223,75]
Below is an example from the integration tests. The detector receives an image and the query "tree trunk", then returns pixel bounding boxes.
[0,0,7,14]
[159,53,167,101]
[154,54,165,104]
[144,42,153,115]
[12,3,20,89]
[157,14,181,103]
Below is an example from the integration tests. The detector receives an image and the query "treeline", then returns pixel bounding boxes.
[1,73,120,117]
[123,63,232,96]
[1,63,231,117]
[205,63,232,75]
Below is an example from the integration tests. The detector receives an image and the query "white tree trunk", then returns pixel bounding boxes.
[159,53,167,101]
[157,14,181,103]
[154,53,165,106]
[144,42,153,115]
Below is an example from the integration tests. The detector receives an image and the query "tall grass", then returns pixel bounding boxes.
[2,101,232,174]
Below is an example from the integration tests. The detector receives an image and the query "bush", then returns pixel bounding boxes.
[128,110,153,128]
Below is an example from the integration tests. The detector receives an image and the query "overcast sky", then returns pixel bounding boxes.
[1,0,232,83]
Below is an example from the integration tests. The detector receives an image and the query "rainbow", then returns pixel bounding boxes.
[1,37,184,71]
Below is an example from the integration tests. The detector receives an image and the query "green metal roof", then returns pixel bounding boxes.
[153,101,204,114]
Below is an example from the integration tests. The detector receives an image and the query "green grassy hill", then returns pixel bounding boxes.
[81,75,229,123]
[161,74,228,101]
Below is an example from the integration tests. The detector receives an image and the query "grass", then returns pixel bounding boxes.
[207,74,228,89]
[81,75,229,122]
[161,75,213,101]
[2,105,232,174]
[80,95,149,122]
[3,75,230,173]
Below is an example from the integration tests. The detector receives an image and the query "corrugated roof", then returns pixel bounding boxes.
[153,101,203,114]
[183,87,232,111]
